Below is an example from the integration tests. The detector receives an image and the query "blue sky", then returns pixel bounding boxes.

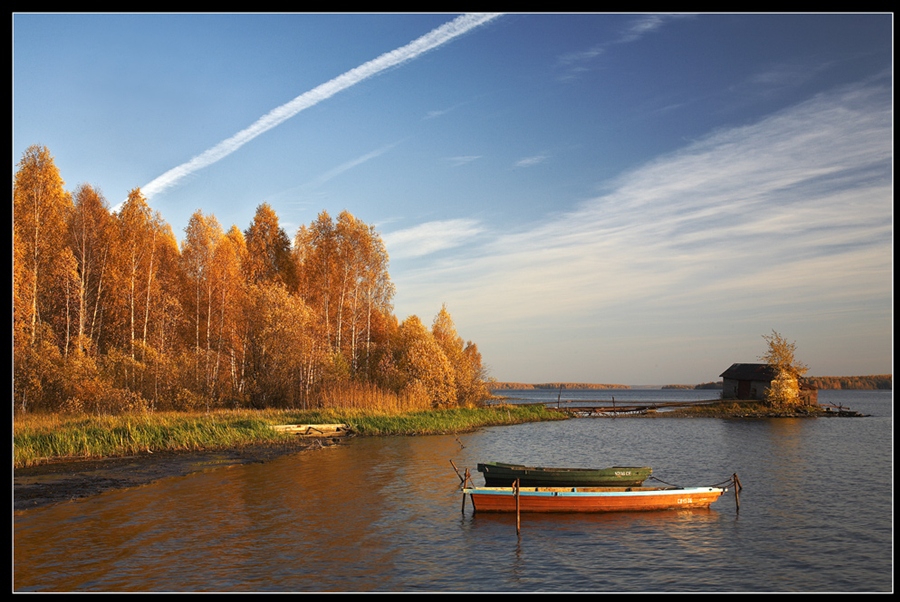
[13,13,893,385]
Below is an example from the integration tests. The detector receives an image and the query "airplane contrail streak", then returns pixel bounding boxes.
[123,13,501,208]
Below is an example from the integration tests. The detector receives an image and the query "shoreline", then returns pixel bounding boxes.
[14,402,868,512]
[14,439,336,512]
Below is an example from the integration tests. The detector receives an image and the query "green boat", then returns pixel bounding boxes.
[477,461,652,487]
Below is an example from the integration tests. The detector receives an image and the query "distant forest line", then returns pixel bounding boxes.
[491,383,631,391]
[493,375,892,391]
[802,375,892,390]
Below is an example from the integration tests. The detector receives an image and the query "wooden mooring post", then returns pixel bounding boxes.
[449,460,470,515]
[732,472,742,512]
[462,468,470,514]
[514,478,521,535]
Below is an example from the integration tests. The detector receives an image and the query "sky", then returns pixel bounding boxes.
[12,13,893,386]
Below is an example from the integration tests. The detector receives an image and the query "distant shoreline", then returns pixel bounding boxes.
[491,374,891,391]
[489,382,719,390]
[490,383,630,390]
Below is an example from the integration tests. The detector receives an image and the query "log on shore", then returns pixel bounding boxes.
[271,424,354,437]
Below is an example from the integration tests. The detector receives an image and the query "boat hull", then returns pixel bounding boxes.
[463,486,725,513]
[477,462,652,487]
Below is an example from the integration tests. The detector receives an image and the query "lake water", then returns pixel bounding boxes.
[13,389,893,592]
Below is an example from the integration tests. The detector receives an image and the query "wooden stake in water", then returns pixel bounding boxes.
[449,460,469,514]
[462,468,470,514]
[514,478,521,535]
[732,472,742,512]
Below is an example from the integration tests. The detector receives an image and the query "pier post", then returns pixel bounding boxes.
[462,468,469,514]
[514,478,521,535]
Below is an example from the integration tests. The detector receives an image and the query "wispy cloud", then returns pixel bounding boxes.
[311,143,398,186]
[425,101,470,120]
[393,82,892,347]
[118,13,502,209]
[557,46,604,68]
[557,14,691,81]
[445,155,483,167]
[382,219,485,259]
[514,154,547,168]
[722,60,838,105]
[616,14,671,43]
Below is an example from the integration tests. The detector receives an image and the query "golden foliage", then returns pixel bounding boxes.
[12,146,492,415]
[759,330,809,407]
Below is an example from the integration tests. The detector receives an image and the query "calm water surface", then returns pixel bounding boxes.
[14,390,893,592]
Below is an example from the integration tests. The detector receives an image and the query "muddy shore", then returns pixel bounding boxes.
[13,439,339,513]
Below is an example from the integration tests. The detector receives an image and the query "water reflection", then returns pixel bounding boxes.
[15,391,893,592]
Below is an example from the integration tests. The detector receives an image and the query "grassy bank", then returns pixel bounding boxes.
[16,401,847,468]
[13,404,565,468]
[661,400,838,418]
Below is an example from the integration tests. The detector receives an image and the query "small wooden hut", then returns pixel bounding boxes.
[719,363,817,403]
[720,363,778,401]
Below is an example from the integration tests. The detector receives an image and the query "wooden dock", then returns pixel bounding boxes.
[547,400,721,417]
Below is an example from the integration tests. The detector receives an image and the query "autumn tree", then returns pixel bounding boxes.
[242,283,320,409]
[178,216,250,408]
[294,211,339,352]
[759,330,809,407]
[13,145,74,412]
[353,218,395,377]
[105,188,183,408]
[181,210,224,397]
[12,224,37,411]
[50,184,119,414]
[387,315,455,408]
[68,184,115,355]
[13,145,73,349]
[294,210,394,377]
[111,189,154,359]
[12,145,497,415]
[182,211,220,353]
[208,225,249,406]
[138,222,184,410]
[432,304,490,407]
[243,203,296,289]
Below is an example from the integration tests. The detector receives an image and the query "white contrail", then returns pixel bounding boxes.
[122,13,501,208]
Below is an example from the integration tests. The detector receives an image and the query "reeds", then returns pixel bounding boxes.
[13,403,564,468]
[315,381,432,413]
[14,410,288,467]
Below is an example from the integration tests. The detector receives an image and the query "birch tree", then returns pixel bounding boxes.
[243,283,319,409]
[13,145,73,412]
[294,211,338,350]
[69,184,115,355]
[209,225,249,405]
[110,188,179,400]
[432,304,490,407]
[181,210,224,395]
[244,203,296,289]
[393,315,455,408]
[13,145,73,348]
[294,210,395,376]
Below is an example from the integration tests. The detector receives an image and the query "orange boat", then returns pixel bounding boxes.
[463,485,726,513]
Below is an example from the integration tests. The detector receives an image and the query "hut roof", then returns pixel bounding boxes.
[719,363,778,381]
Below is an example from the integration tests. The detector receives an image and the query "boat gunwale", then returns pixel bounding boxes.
[463,485,724,497]
[477,462,652,475]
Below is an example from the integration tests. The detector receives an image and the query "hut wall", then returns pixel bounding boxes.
[722,378,771,401]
